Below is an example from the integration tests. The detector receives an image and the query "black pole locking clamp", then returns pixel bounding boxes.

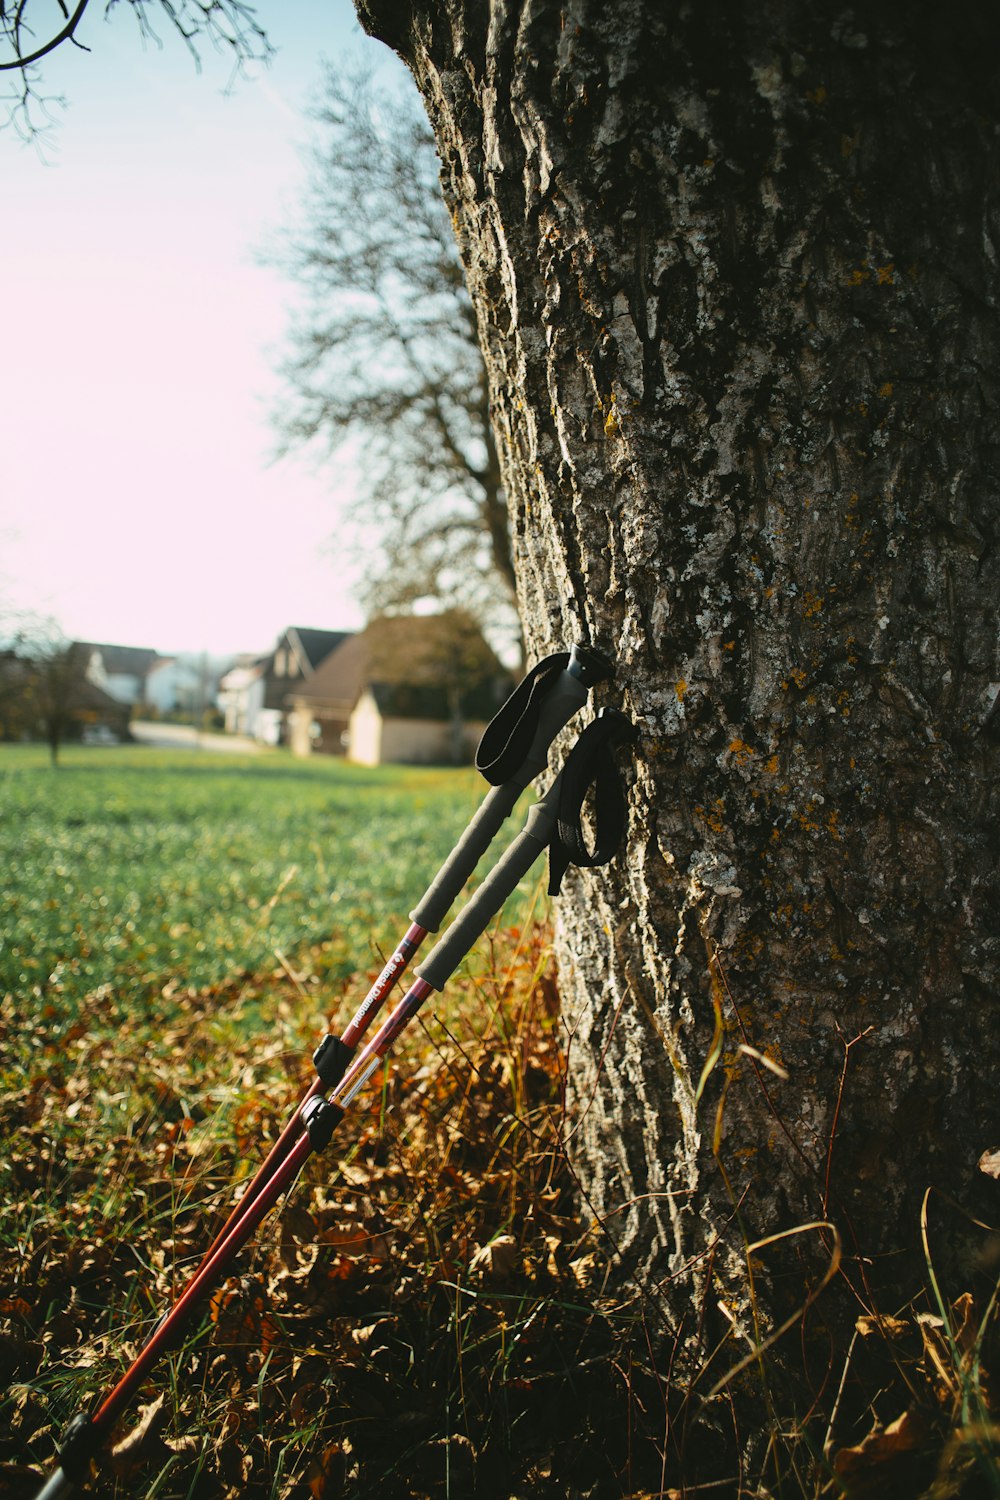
[312,1033,353,1089]
[301,1096,344,1150]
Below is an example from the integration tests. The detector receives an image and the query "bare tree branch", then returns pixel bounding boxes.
[1,1,271,140]
[0,0,89,69]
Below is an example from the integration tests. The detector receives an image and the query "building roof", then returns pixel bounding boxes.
[219,658,266,691]
[285,631,370,711]
[286,627,354,675]
[259,627,355,710]
[287,613,508,720]
[77,643,161,676]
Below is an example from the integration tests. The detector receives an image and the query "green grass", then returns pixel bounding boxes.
[0,743,487,1044]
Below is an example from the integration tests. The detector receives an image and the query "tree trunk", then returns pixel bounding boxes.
[357,0,1000,1468]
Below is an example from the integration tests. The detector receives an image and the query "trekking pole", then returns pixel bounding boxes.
[198,643,612,1265]
[328,709,635,1114]
[35,655,621,1500]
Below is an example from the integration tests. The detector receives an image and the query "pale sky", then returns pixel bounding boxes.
[2,1,409,656]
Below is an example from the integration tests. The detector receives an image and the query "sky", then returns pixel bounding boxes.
[2,0,410,657]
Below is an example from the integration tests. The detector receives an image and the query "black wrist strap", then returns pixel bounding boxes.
[547,712,635,895]
[475,652,571,785]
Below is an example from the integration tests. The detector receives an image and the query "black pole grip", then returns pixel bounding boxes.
[409,644,612,933]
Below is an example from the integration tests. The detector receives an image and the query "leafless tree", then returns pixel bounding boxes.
[0,616,89,764]
[32,635,90,765]
[271,66,520,660]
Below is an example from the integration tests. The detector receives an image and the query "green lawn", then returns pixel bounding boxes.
[0,743,489,1047]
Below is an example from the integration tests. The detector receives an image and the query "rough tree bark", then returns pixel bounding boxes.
[356,0,1000,1457]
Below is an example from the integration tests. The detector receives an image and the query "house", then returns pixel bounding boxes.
[347,681,494,767]
[144,656,206,717]
[68,677,133,742]
[218,654,267,737]
[77,643,162,706]
[0,646,131,743]
[219,627,352,745]
[286,612,508,765]
[284,631,367,755]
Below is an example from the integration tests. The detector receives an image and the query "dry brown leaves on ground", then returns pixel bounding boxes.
[0,929,673,1499]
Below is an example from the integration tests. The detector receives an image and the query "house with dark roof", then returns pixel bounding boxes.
[1,646,131,743]
[286,612,508,765]
[283,632,368,754]
[219,627,352,744]
[77,643,162,706]
[67,676,133,741]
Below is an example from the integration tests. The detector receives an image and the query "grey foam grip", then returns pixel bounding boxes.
[409,780,520,931]
[409,667,589,932]
[414,788,561,991]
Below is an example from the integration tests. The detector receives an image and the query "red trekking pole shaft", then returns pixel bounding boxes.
[95,1126,318,1437]
[196,920,427,1272]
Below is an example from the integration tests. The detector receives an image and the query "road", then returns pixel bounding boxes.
[129,721,263,753]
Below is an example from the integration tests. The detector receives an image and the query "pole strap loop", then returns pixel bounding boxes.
[475,652,571,785]
[548,711,635,895]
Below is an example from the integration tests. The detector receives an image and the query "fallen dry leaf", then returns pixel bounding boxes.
[307,1441,346,1499]
[855,1313,910,1339]
[833,1408,929,1493]
[569,1253,602,1291]
[919,1314,958,1405]
[470,1234,519,1284]
[109,1392,168,1472]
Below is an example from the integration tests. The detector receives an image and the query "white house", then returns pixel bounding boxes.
[144,657,207,716]
[347,684,485,767]
[218,656,267,737]
[79,643,161,706]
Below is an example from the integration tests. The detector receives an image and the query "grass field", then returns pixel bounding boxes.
[0,742,490,1031]
[1,744,667,1500]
